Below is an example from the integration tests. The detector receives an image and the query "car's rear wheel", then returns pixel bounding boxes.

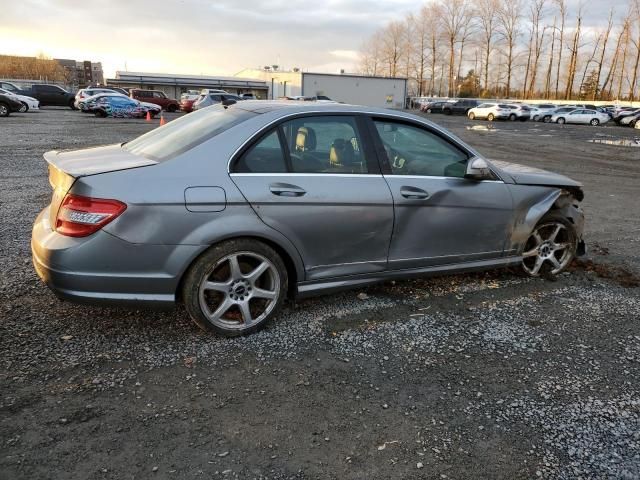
[0,103,9,117]
[509,113,517,121]
[487,113,495,121]
[590,118,600,126]
[167,104,177,112]
[557,117,566,124]
[630,119,637,127]
[69,100,78,110]
[468,112,475,120]
[183,239,288,337]
[19,102,28,113]
[522,213,577,277]
[94,109,107,118]
[543,115,552,123]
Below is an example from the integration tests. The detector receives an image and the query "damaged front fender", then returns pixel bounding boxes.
[508,185,585,255]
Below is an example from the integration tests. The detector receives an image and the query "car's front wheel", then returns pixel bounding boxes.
[19,102,28,113]
[509,113,517,121]
[522,213,577,277]
[557,117,566,124]
[0,103,10,117]
[183,239,288,336]
[590,118,600,126]
[487,113,495,121]
[468,112,475,120]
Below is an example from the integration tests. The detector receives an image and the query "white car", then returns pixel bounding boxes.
[467,103,512,121]
[551,109,610,126]
[74,88,124,108]
[504,104,532,121]
[0,87,39,112]
[619,113,640,127]
[528,104,557,121]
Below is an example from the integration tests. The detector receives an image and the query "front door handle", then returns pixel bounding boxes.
[269,183,306,197]
[400,186,430,199]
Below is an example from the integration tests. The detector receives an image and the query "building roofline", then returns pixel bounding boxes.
[302,71,408,81]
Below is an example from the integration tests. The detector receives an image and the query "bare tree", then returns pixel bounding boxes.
[477,0,500,92]
[564,4,583,99]
[526,0,548,98]
[543,16,558,98]
[381,21,404,77]
[602,23,627,98]
[553,0,567,98]
[592,9,615,100]
[617,16,632,99]
[630,0,640,100]
[578,34,602,98]
[441,0,474,96]
[496,0,523,98]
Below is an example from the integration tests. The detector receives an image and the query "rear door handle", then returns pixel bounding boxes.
[269,183,306,197]
[400,186,430,199]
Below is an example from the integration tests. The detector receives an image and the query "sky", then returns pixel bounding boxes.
[0,0,626,80]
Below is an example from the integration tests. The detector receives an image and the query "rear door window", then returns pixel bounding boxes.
[234,129,287,173]
[281,116,369,174]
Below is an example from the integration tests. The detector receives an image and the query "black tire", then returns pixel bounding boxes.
[509,113,517,121]
[69,100,78,110]
[590,118,600,126]
[543,115,552,123]
[167,104,177,112]
[444,108,452,115]
[468,112,475,120]
[630,119,637,127]
[557,117,565,124]
[521,212,578,278]
[0,102,10,117]
[94,109,107,118]
[182,239,288,337]
[19,102,29,113]
[487,113,495,121]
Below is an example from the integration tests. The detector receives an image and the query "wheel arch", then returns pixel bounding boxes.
[174,234,304,303]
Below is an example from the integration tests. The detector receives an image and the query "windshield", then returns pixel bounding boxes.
[124,105,257,162]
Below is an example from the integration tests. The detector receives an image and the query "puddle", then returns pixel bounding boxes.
[587,138,640,147]
[466,125,499,132]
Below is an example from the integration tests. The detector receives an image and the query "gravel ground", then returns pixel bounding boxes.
[1,108,639,480]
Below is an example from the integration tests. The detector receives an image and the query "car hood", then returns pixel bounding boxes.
[490,160,582,188]
[44,144,157,178]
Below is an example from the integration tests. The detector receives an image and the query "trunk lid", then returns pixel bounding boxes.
[44,144,156,228]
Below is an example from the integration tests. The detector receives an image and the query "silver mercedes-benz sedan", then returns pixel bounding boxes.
[32,101,585,336]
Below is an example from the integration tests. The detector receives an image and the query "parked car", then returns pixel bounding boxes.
[442,99,479,115]
[528,104,557,121]
[541,106,579,123]
[0,93,24,116]
[192,92,241,110]
[0,87,39,112]
[551,108,610,126]
[102,86,129,96]
[130,89,180,112]
[504,104,531,121]
[420,101,449,113]
[75,88,124,108]
[619,112,640,127]
[467,103,512,121]
[0,81,26,93]
[16,84,77,109]
[79,93,161,118]
[240,93,256,100]
[32,102,585,336]
[613,108,640,125]
[180,92,202,113]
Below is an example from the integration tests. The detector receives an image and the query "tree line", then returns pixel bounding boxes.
[359,0,640,101]
[0,54,72,84]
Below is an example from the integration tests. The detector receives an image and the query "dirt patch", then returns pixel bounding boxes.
[570,258,640,288]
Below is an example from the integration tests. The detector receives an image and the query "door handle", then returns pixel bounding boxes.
[269,183,306,197]
[400,186,430,199]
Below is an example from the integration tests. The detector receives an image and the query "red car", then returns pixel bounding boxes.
[129,89,180,112]
[179,92,200,113]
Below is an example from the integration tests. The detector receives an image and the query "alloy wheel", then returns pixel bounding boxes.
[522,222,575,276]
[198,251,280,331]
[19,102,28,113]
[0,104,8,116]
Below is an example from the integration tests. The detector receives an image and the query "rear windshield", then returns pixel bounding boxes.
[124,105,257,162]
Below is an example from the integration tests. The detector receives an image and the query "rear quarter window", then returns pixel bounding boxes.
[124,105,257,162]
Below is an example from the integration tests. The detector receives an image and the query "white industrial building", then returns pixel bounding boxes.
[301,72,407,108]
[235,68,407,108]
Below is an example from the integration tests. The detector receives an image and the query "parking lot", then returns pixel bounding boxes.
[1,108,640,480]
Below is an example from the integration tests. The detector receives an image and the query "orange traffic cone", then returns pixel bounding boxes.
[145,111,151,121]
[160,114,166,126]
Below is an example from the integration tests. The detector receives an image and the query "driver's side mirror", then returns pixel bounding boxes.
[465,157,492,180]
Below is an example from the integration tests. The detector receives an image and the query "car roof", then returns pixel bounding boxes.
[231,100,407,116]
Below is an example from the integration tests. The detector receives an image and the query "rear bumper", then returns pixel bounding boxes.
[31,207,202,307]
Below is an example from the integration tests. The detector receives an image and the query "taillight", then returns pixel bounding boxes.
[55,194,126,237]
